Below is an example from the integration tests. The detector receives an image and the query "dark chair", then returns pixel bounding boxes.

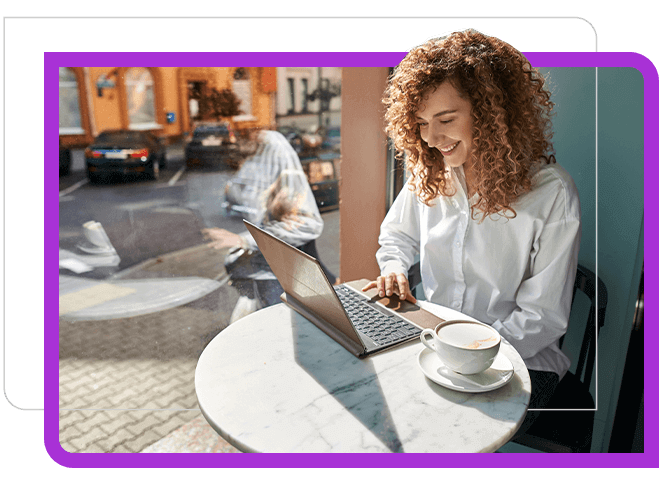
[512,264,608,452]
[408,261,422,298]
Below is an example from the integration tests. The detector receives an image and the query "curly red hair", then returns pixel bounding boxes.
[383,29,555,220]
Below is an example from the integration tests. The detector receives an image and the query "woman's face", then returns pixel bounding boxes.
[415,80,474,170]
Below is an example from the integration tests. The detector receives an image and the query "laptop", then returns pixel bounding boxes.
[244,220,444,358]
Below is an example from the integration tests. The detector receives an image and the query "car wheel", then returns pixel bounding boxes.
[86,163,100,184]
[149,158,160,180]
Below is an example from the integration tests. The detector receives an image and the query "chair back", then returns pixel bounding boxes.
[564,264,608,389]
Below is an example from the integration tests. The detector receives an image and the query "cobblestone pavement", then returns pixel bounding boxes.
[59,211,340,453]
[58,243,242,453]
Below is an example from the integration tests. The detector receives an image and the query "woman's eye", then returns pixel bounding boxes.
[440,119,454,124]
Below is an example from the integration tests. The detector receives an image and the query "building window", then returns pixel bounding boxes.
[286,78,295,115]
[301,78,309,113]
[59,67,83,134]
[125,67,157,130]
[232,67,253,120]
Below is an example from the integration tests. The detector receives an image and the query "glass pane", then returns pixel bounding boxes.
[126,68,155,125]
[59,68,81,129]
[59,66,341,454]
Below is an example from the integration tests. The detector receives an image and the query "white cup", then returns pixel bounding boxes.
[420,320,501,375]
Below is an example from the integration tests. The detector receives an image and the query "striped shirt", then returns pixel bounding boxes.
[226,130,324,249]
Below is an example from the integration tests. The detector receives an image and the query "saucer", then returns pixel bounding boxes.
[417,347,514,393]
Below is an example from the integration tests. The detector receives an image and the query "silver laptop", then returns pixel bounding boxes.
[244,220,444,358]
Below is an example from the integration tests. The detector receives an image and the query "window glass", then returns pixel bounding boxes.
[286,78,295,114]
[301,78,308,113]
[125,67,156,129]
[58,66,341,454]
[59,67,82,132]
[232,67,253,117]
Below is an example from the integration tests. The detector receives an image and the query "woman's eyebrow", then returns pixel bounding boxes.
[415,109,458,121]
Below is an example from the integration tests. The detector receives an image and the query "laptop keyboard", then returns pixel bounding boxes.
[334,285,422,347]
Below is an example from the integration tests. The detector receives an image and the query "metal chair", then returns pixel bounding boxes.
[408,262,608,452]
[512,264,608,452]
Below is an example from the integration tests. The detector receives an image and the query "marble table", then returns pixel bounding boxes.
[195,300,531,453]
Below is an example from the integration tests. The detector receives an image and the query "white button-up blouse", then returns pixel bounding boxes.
[376,162,581,378]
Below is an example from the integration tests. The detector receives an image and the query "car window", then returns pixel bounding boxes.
[193,126,228,138]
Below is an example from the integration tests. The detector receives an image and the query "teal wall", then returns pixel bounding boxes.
[535,66,645,452]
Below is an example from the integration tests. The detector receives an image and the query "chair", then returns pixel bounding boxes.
[512,264,608,452]
[408,262,608,452]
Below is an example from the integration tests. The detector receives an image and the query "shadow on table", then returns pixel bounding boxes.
[288,311,404,453]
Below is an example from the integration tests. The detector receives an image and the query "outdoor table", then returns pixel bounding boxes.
[195,298,531,453]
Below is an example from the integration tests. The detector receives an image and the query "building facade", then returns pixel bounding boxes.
[275,67,341,132]
[59,67,278,147]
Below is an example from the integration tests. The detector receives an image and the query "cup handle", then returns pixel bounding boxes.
[420,328,435,350]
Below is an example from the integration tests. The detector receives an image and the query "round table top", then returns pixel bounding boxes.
[195,301,531,453]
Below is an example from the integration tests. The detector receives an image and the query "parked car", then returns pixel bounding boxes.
[84,129,166,183]
[321,126,341,151]
[277,125,323,155]
[277,125,304,154]
[59,138,71,176]
[185,122,237,169]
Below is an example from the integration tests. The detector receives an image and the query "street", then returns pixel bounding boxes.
[60,146,246,278]
[58,141,340,453]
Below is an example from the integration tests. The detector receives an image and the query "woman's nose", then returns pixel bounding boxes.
[426,123,443,149]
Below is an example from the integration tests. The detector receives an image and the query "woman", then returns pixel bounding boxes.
[363,30,581,432]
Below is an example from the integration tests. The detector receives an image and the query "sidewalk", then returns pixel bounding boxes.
[59,211,340,454]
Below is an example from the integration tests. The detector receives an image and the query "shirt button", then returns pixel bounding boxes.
[455,241,460,248]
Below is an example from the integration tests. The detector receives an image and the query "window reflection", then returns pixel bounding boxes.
[125,67,156,129]
[59,67,82,132]
[58,66,342,454]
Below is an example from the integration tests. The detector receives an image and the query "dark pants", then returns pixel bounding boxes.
[514,369,560,437]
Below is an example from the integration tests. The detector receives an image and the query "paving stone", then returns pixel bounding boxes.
[123,429,163,453]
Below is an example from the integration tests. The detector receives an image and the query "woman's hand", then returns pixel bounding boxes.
[362,272,417,304]
[201,228,246,250]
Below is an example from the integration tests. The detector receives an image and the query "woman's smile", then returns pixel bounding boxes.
[439,141,460,155]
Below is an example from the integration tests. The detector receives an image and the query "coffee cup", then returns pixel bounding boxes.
[420,320,501,375]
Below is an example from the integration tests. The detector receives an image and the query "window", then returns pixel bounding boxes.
[232,67,253,120]
[125,67,157,130]
[59,67,83,134]
[286,78,295,114]
[58,65,344,455]
[301,78,309,113]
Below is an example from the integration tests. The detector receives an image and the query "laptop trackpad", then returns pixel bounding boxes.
[344,279,444,330]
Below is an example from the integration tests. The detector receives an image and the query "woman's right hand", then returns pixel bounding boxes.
[361,272,417,304]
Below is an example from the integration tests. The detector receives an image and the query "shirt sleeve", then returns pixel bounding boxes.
[491,216,581,360]
[376,182,421,277]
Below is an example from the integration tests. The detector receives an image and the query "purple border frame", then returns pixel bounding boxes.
[45,52,658,467]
